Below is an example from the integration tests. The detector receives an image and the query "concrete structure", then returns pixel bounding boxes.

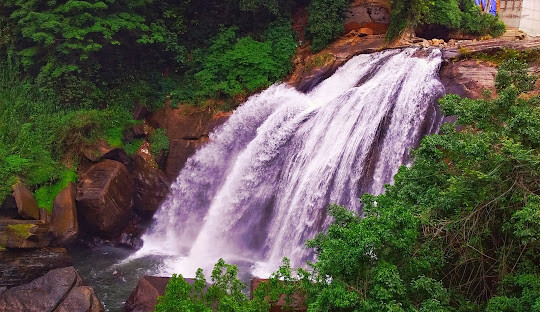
[499,0,540,36]
[519,0,540,36]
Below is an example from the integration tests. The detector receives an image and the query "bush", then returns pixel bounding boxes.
[307,0,349,52]
[149,128,170,159]
[155,259,270,312]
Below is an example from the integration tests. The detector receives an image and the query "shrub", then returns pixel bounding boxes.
[149,128,170,159]
[307,0,349,52]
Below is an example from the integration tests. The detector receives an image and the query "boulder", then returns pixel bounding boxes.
[51,183,79,245]
[0,266,103,312]
[82,140,133,170]
[76,160,134,238]
[0,248,72,287]
[82,140,115,162]
[1,220,50,249]
[13,181,39,220]
[132,155,170,215]
[125,276,171,312]
[148,105,231,180]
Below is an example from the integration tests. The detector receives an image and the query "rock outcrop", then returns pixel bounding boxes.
[0,266,103,312]
[149,105,231,180]
[125,276,171,312]
[0,248,72,287]
[344,0,390,34]
[289,35,386,92]
[132,155,170,215]
[13,181,39,220]
[51,183,79,245]
[76,160,134,238]
[440,59,498,99]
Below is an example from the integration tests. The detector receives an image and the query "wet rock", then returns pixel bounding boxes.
[132,155,170,216]
[51,182,79,245]
[125,276,171,312]
[289,35,386,92]
[76,160,134,238]
[149,105,231,179]
[13,181,39,220]
[0,266,103,312]
[0,248,72,287]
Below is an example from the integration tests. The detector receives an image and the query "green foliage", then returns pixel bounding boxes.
[0,53,136,206]
[155,259,270,312]
[149,128,170,159]
[254,58,540,311]
[307,0,349,52]
[495,58,538,93]
[182,21,296,102]
[34,169,77,213]
[425,0,462,30]
[386,0,506,41]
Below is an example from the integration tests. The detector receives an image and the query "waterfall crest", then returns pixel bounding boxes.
[138,48,446,276]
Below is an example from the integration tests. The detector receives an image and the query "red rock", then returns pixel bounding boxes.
[51,183,78,245]
[359,27,374,36]
[76,160,133,238]
[148,105,230,180]
[13,181,39,220]
[125,276,171,312]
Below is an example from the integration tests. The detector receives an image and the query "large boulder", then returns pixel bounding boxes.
[132,155,170,215]
[0,248,72,287]
[125,276,171,312]
[0,266,103,312]
[76,160,134,238]
[149,105,231,180]
[13,181,39,220]
[51,183,79,245]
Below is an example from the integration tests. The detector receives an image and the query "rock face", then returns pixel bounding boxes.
[51,183,79,245]
[344,0,390,34]
[440,59,498,99]
[0,266,103,312]
[76,160,134,238]
[289,35,386,92]
[0,248,72,287]
[13,181,39,220]
[149,105,231,180]
[132,155,170,215]
[125,276,171,312]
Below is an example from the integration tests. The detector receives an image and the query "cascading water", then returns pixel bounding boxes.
[135,48,446,277]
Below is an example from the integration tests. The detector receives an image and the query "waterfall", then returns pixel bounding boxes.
[137,48,446,277]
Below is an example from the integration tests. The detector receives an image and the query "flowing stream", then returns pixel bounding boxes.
[131,47,446,278]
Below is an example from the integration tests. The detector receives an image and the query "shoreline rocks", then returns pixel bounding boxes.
[0,266,103,312]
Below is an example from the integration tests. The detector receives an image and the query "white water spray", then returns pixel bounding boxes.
[135,48,445,277]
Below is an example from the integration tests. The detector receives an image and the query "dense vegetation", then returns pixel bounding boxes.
[387,0,506,40]
[157,57,540,311]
